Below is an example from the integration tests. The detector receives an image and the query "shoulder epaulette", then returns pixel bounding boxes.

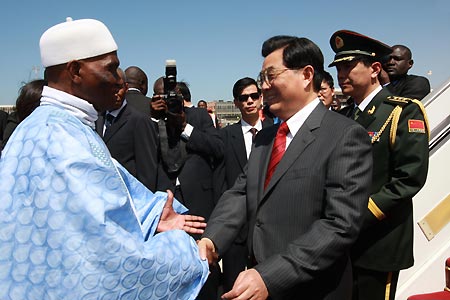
[385,95,416,106]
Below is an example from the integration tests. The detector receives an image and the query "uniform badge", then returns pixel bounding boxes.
[367,106,376,115]
[408,119,426,133]
[368,131,378,138]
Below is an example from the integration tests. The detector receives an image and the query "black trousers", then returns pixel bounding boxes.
[221,242,248,292]
[174,185,221,300]
[352,266,399,300]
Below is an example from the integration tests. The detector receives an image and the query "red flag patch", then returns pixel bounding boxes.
[408,119,425,133]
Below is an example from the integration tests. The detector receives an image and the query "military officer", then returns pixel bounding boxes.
[329,30,430,300]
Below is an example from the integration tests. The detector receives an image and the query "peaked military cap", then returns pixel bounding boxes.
[328,30,392,67]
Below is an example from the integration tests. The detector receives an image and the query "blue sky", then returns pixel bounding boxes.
[1,0,449,105]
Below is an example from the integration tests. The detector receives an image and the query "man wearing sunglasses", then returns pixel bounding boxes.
[200,35,373,300]
[215,77,272,293]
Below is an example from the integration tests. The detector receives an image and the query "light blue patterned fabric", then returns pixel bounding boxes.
[0,103,208,300]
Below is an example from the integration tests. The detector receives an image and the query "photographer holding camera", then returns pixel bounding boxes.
[151,64,223,300]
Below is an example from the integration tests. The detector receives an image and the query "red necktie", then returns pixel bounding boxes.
[264,122,289,190]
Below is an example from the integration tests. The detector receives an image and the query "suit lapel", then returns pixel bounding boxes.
[262,119,274,129]
[96,114,105,137]
[103,105,128,142]
[230,122,247,170]
[261,104,325,199]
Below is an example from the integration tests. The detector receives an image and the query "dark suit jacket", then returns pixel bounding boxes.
[218,119,273,193]
[157,106,224,223]
[96,104,159,191]
[0,110,8,147]
[215,118,273,290]
[341,88,429,272]
[2,112,19,149]
[125,90,152,116]
[386,74,431,100]
[204,103,373,299]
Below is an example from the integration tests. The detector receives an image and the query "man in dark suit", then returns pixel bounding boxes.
[383,44,431,100]
[216,77,272,292]
[152,79,224,300]
[124,66,152,116]
[329,30,429,300]
[198,35,373,300]
[96,68,159,191]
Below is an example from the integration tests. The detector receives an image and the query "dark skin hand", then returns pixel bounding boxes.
[152,94,187,133]
[166,111,187,133]
[157,190,206,234]
[150,95,167,120]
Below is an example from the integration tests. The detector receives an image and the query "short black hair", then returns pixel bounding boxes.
[392,44,412,60]
[261,35,325,92]
[232,77,260,99]
[16,79,46,122]
[176,81,191,102]
[321,71,334,89]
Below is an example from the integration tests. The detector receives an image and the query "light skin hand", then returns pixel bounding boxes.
[156,190,207,234]
[222,269,269,300]
[197,238,219,265]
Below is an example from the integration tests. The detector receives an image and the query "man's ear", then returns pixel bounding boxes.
[409,59,414,69]
[67,60,82,84]
[371,62,382,79]
[302,65,314,88]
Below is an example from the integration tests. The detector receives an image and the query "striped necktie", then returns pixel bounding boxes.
[264,122,289,190]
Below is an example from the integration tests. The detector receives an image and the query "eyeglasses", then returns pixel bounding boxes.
[257,68,292,88]
[237,92,260,102]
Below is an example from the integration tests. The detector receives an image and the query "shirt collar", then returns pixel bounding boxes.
[357,85,382,112]
[127,87,142,93]
[284,98,320,138]
[40,86,98,129]
[241,118,263,134]
[107,99,127,118]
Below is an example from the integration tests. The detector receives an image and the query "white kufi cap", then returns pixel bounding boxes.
[40,17,118,67]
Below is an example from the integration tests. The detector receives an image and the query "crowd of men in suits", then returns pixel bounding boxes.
[0,24,432,300]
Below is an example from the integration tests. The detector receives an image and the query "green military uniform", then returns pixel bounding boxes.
[344,88,429,268]
[330,30,430,300]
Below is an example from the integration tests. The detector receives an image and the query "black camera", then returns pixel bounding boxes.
[163,59,184,114]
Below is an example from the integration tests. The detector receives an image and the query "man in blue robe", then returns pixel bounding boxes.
[0,17,208,300]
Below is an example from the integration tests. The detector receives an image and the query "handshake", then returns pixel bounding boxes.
[197,238,219,265]
[197,237,269,300]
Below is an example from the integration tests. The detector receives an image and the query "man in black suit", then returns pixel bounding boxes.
[329,30,429,300]
[198,35,373,300]
[215,77,272,292]
[383,45,431,100]
[124,66,152,116]
[96,68,159,191]
[152,78,224,300]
